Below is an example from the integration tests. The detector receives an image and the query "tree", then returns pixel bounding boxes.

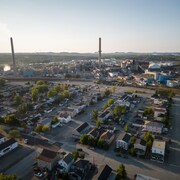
[80,134,88,145]
[108,99,114,106]
[34,125,43,133]
[114,106,122,117]
[92,109,98,120]
[116,164,127,180]
[103,103,108,111]
[0,78,5,87]
[18,104,27,114]
[13,96,22,105]
[161,116,169,127]
[0,173,17,180]
[112,86,116,93]
[47,89,57,98]
[72,150,79,159]
[4,114,19,126]
[124,124,129,132]
[104,88,111,97]
[36,80,44,85]
[63,90,70,98]
[9,130,21,139]
[130,135,136,144]
[31,88,38,101]
[144,131,154,148]
[96,120,101,128]
[42,125,49,133]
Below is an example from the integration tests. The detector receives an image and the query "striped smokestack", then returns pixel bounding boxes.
[10,37,16,75]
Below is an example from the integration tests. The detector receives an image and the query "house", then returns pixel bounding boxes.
[61,107,77,117]
[38,118,52,127]
[73,122,91,139]
[134,139,147,155]
[69,159,91,180]
[0,133,5,144]
[145,121,164,134]
[116,133,131,150]
[151,140,166,162]
[98,110,111,122]
[58,153,74,172]
[100,131,115,144]
[0,138,18,157]
[154,108,167,121]
[59,113,71,123]
[88,127,100,138]
[37,149,60,170]
[93,164,114,180]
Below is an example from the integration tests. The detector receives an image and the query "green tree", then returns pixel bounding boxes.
[42,125,49,133]
[161,116,169,127]
[72,150,79,159]
[144,131,154,148]
[103,103,108,111]
[9,130,21,139]
[31,88,38,101]
[0,78,5,87]
[108,99,114,106]
[92,109,98,120]
[0,174,17,180]
[104,88,111,97]
[112,86,116,93]
[124,124,129,132]
[114,106,122,117]
[13,96,22,105]
[116,164,127,180]
[47,89,57,98]
[36,80,44,85]
[80,134,89,145]
[34,125,43,133]
[96,120,101,128]
[130,135,136,144]
[4,114,19,126]
[63,90,70,98]
[18,104,27,114]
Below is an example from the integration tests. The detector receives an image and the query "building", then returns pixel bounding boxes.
[69,159,91,180]
[154,108,167,121]
[135,174,160,180]
[134,139,147,156]
[145,121,164,134]
[0,138,18,157]
[72,122,91,139]
[59,113,71,123]
[38,118,52,127]
[116,133,131,150]
[98,110,111,122]
[0,133,5,144]
[58,153,74,172]
[93,164,115,180]
[37,149,60,170]
[61,107,78,118]
[151,140,166,162]
[100,131,115,144]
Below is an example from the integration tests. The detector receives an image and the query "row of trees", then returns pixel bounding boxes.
[34,124,50,133]
[80,134,109,150]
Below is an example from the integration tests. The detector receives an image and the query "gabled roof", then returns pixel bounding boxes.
[0,138,17,151]
[63,153,74,164]
[76,122,89,133]
[98,165,112,180]
[135,138,146,146]
[38,149,58,163]
[100,131,114,140]
[88,128,99,138]
[122,133,131,143]
[73,159,90,169]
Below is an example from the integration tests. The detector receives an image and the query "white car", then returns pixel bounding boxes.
[34,172,43,177]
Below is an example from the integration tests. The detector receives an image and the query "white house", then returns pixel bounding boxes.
[151,140,166,163]
[58,153,74,172]
[59,113,71,123]
[0,138,18,157]
[116,133,131,150]
[144,121,164,134]
[0,133,5,144]
[154,108,167,120]
[134,139,147,155]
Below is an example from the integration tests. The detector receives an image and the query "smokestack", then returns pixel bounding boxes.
[98,37,101,68]
[10,37,16,75]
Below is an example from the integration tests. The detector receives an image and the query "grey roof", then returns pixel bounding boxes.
[76,122,89,133]
[135,138,146,146]
[98,165,112,180]
[0,138,17,151]
[146,121,164,128]
[122,133,131,143]
[73,159,90,169]
[63,153,74,164]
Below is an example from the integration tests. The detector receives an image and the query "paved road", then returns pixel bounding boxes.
[5,150,36,179]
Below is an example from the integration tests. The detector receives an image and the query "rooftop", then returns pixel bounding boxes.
[38,149,58,162]
[76,122,90,133]
[0,138,17,151]
[63,153,74,164]
[152,140,166,150]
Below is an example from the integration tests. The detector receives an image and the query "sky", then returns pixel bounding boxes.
[0,0,180,53]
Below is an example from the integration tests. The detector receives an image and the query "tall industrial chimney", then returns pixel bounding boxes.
[10,37,16,75]
[98,37,102,68]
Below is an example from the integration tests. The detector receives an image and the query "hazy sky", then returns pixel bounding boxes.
[0,0,180,53]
